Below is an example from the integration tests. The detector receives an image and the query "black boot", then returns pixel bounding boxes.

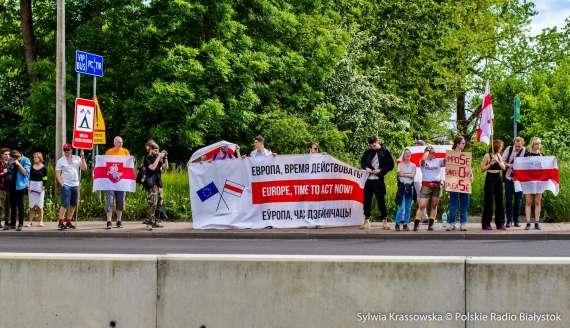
[428,219,434,231]
[413,219,420,232]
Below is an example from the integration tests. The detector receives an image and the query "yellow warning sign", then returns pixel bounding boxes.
[93,96,106,131]
[93,131,106,144]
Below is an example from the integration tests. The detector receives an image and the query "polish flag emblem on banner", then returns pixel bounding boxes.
[93,155,136,192]
[513,156,559,196]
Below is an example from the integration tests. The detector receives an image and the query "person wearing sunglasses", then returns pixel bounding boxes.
[55,143,87,230]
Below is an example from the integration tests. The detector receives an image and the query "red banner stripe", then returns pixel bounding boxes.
[93,167,136,180]
[514,168,560,184]
[251,179,363,204]
[224,183,244,195]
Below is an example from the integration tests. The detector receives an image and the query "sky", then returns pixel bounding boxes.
[530,0,570,35]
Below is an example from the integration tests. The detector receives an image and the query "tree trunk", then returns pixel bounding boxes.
[456,91,467,135]
[20,0,38,86]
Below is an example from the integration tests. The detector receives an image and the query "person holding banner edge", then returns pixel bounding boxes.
[413,145,445,231]
[481,140,506,230]
[360,136,394,230]
[299,141,327,229]
[502,137,526,228]
[523,137,543,230]
[104,136,130,229]
[447,136,471,231]
[394,148,415,231]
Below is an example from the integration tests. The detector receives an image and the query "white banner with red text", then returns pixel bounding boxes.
[93,155,136,192]
[189,154,368,229]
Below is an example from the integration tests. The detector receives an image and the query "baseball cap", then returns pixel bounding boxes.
[415,139,425,146]
[63,143,72,150]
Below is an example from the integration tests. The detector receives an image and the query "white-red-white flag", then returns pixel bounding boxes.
[477,80,494,144]
[93,155,136,192]
[513,156,559,196]
[396,145,452,182]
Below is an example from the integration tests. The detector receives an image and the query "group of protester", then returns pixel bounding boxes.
[361,135,546,232]
[0,134,547,232]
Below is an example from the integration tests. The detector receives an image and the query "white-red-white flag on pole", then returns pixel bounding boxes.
[93,155,136,192]
[513,156,559,196]
[477,80,493,144]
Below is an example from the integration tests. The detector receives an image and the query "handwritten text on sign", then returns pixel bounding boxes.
[445,150,473,194]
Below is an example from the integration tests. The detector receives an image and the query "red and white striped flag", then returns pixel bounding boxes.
[223,180,245,197]
[477,80,493,144]
[93,155,136,192]
[513,156,559,196]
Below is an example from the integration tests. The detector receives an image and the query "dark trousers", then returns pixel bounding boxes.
[9,188,25,227]
[481,173,504,229]
[363,179,387,218]
[504,179,522,223]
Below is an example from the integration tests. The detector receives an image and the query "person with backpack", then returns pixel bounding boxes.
[502,137,526,228]
[143,141,168,231]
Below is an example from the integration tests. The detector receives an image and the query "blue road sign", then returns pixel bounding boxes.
[75,50,103,77]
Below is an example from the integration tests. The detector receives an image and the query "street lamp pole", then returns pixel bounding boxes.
[55,0,66,160]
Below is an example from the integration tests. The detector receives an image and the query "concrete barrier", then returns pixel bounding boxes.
[0,254,157,328]
[466,257,570,328]
[156,255,466,327]
[0,254,568,327]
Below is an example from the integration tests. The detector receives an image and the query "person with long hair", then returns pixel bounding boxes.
[481,140,506,230]
[395,148,415,231]
[502,137,526,228]
[447,136,472,231]
[523,137,544,230]
[26,152,47,227]
[413,145,445,231]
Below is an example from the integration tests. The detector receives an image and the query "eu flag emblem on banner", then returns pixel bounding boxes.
[197,182,219,202]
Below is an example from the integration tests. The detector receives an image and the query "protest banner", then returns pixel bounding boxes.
[444,150,473,193]
[93,155,136,192]
[189,154,367,229]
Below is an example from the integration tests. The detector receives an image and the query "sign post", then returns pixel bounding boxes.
[72,98,95,149]
[514,96,521,138]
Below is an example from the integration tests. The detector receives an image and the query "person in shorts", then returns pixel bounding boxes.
[55,143,87,230]
[104,136,130,229]
[413,145,445,231]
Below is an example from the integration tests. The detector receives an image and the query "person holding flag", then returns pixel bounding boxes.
[55,143,87,230]
[480,140,506,230]
[523,137,544,230]
[104,136,130,229]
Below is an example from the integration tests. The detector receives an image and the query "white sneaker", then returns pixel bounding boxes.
[460,224,467,231]
[146,224,153,231]
[446,224,455,231]
[39,222,44,227]
[25,222,32,227]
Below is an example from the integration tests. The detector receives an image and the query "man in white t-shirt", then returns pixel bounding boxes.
[55,143,87,230]
[242,135,278,158]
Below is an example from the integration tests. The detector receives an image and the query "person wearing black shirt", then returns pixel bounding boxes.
[143,142,168,230]
[27,152,48,227]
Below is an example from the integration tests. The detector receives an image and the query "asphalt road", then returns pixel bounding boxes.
[0,237,569,257]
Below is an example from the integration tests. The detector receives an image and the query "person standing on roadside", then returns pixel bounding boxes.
[5,150,31,231]
[104,136,130,229]
[481,140,506,230]
[394,148,415,231]
[502,137,526,228]
[26,152,48,227]
[413,145,445,232]
[55,143,87,230]
[0,148,14,229]
[299,141,327,229]
[143,142,168,231]
[360,135,394,230]
[447,136,472,231]
[523,137,544,231]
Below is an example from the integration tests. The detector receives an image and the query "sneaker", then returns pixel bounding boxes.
[403,224,409,231]
[460,224,467,231]
[116,220,123,228]
[506,221,512,228]
[298,226,307,229]
[525,223,531,230]
[485,226,493,231]
[39,222,44,227]
[16,225,22,231]
[66,222,75,230]
[500,225,507,231]
[146,224,153,231]
[395,224,400,231]
[26,222,32,227]
[315,225,322,229]
[514,222,521,227]
[58,223,67,230]
[2,225,10,231]
[154,221,164,228]
[106,221,112,229]
[446,224,456,231]
[535,222,542,230]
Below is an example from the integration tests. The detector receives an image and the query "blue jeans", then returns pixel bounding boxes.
[395,189,414,225]
[504,179,522,223]
[449,191,469,225]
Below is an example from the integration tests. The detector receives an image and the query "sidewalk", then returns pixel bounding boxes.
[1,220,569,240]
